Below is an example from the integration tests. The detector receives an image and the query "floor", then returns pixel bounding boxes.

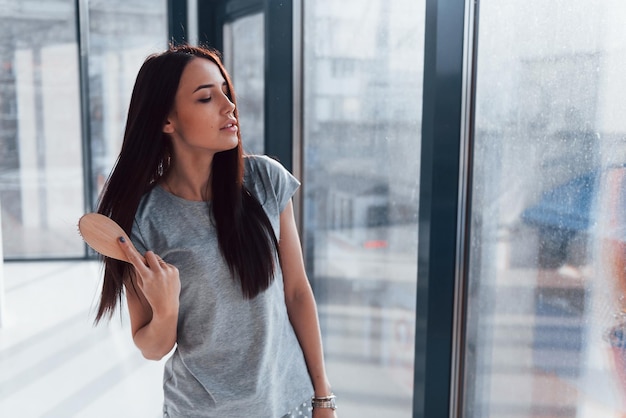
[4,259,622,417]
[0,261,413,418]
[0,261,165,418]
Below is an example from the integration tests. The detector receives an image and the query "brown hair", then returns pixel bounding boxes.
[95,45,278,322]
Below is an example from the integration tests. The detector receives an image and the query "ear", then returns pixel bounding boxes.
[162,118,175,134]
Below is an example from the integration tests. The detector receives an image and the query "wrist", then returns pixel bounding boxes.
[313,379,332,397]
[311,393,337,411]
[152,302,180,320]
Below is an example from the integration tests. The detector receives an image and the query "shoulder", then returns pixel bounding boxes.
[244,154,300,212]
[130,186,163,253]
[135,185,163,220]
[134,185,182,231]
[245,154,299,187]
[245,154,288,176]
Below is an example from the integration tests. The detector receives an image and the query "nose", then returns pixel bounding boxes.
[221,93,236,115]
[226,101,235,116]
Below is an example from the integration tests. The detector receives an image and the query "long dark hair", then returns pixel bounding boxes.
[95,45,278,322]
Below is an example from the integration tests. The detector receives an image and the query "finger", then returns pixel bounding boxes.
[128,268,144,291]
[118,236,149,272]
[145,251,167,269]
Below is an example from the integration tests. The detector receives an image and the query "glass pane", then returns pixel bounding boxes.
[303,1,424,416]
[0,0,84,258]
[88,0,167,204]
[465,1,626,417]
[223,13,265,155]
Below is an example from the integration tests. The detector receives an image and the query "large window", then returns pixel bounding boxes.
[464,2,626,416]
[0,0,83,258]
[303,1,425,416]
[0,0,167,259]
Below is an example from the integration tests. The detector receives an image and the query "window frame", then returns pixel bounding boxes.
[413,0,478,416]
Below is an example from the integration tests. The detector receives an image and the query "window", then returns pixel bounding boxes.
[0,1,168,415]
[303,0,425,415]
[464,2,626,416]
[0,0,167,259]
[0,0,83,258]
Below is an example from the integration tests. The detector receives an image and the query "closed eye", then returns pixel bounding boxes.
[198,97,211,103]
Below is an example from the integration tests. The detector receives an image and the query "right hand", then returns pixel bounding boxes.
[118,237,181,317]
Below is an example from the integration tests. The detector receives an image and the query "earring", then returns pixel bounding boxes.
[157,154,171,177]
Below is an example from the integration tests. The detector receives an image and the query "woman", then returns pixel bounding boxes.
[94,45,337,418]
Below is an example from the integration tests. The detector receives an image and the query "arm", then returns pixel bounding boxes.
[119,239,181,361]
[279,201,337,417]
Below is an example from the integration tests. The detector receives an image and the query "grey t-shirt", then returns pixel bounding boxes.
[131,155,313,417]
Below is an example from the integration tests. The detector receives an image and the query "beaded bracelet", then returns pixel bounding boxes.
[311,393,337,410]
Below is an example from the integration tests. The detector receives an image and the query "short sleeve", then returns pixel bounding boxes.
[130,219,148,255]
[246,155,300,213]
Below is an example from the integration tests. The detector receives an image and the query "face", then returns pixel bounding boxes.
[163,58,239,157]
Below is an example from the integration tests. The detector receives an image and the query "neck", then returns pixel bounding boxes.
[162,158,212,201]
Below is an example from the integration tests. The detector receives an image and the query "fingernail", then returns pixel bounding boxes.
[119,237,126,243]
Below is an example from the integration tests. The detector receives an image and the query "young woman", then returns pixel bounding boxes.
[95,45,337,418]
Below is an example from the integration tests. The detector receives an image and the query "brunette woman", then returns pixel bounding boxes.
[95,45,337,418]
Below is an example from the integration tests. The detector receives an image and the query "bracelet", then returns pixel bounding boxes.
[311,393,337,410]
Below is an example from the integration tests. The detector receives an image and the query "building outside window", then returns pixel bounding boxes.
[464,1,626,416]
[0,0,84,259]
[0,0,167,259]
[302,1,424,416]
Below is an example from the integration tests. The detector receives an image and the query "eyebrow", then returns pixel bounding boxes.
[193,82,227,93]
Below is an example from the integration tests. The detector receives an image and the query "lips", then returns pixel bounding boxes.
[221,119,238,130]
